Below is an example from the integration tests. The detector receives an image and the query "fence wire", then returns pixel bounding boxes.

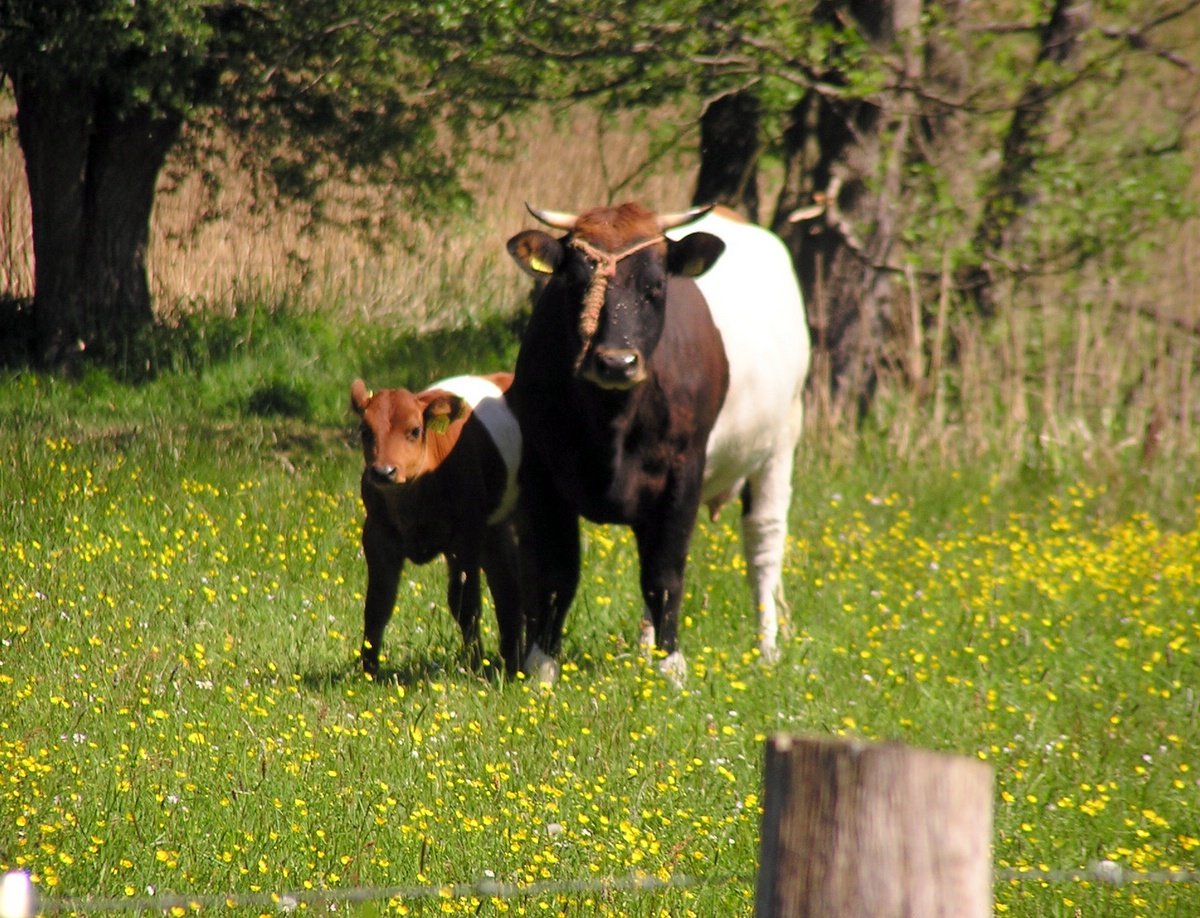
[2,871,739,916]
[995,861,1200,886]
[4,861,1199,916]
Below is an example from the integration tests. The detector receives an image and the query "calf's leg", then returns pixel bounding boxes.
[361,517,403,676]
[446,558,484,670]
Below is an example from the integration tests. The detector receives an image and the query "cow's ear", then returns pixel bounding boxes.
[507,230,563,277]
[667,232,726,278]
[350,379,372,416]
[422,392,466,435]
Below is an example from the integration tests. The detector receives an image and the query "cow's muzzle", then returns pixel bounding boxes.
[583,346,646,390]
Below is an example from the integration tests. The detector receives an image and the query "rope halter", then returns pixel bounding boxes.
[568,233,665,370]
[522,202,714,373]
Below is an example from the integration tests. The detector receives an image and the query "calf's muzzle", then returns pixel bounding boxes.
[369,464,399,484]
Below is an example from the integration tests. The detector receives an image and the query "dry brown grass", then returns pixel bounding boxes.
[1,105,698,322]
[144,107,701,327]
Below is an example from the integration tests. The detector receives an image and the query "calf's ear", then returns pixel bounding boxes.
[350,379,372,415]
[507,230,563,277]
[667,232,726,278]
[422,392,466,435]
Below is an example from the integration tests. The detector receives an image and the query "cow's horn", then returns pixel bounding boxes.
[525,203,578,229]
[657,204,713,231]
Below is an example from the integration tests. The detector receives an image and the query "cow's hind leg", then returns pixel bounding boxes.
[741,448,796,665]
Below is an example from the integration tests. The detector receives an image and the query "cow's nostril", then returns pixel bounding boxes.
[585,347,645,390]
[595,348,640,376]
[604,351,638,371]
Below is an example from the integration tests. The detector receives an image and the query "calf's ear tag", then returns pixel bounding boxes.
[427,414,451,435]
[529,254,554,275]
[679,257,707,278]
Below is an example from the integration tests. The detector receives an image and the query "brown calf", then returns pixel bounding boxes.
[350,372,522,676]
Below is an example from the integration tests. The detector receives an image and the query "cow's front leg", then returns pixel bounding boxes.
[634,494,701,686]
[516,467,580,683]
[482,522,523,678]
[361,516,403,677]
[446,556,483,671]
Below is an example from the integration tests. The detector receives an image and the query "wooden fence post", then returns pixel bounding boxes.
[755,734,993,917]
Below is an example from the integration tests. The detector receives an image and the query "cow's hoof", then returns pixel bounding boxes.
[639,619,656,657]
[660,651,687,688]
[525,644,560,685]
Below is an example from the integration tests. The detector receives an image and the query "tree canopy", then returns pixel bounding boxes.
[0,0,554,364]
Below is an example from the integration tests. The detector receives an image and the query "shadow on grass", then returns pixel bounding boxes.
[356,310,527,389]
[0,297,528,398]
[299,653,512,692]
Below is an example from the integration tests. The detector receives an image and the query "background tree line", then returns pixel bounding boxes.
[1,0,1197,425]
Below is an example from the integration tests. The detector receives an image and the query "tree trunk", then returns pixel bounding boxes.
[958,0,1091,318]
[693,90,761,221]
[13,73,92,363]
[84,93,182,354]
[12,73,181,367]
[774,0,924,423]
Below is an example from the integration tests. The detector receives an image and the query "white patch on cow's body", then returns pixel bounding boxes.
[429,375,522,525]
[524,643,560,685]
[666,211,810,661]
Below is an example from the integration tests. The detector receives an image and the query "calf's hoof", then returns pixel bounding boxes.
[361,647,380,678]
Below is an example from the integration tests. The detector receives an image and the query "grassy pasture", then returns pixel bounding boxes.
[1,311,1198,917]
[2,85,1200,915]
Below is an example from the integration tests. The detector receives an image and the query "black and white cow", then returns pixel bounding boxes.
[507,202,809,682]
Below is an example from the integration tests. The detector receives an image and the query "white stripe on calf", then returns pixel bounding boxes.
[431,375,522,524]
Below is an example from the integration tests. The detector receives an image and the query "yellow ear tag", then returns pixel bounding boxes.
[529,255,555,274]
[681,257,707,278]
[427,414,451,435]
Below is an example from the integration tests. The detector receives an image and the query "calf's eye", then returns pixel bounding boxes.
[408,426,422,441]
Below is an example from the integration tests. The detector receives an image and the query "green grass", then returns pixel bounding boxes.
[1,307,1198,917]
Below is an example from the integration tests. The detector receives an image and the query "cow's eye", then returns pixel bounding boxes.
[642,267,667,299]
[359,424,372,444]
[567,257,593,285]
[407,426,422,441]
